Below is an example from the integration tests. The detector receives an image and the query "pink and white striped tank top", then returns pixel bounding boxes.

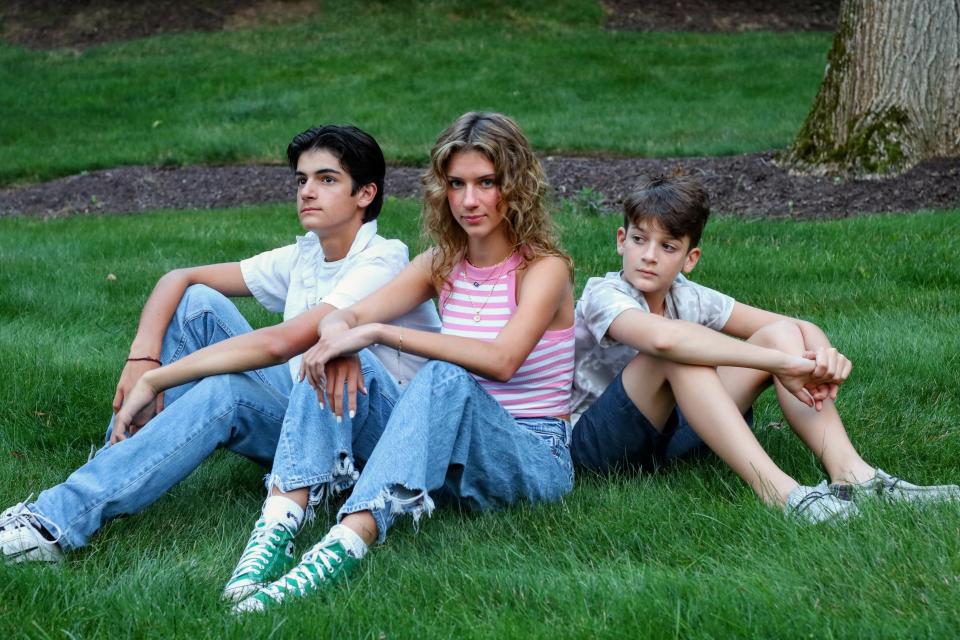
[440,251,574,418]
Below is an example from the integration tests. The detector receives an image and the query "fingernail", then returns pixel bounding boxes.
[336,415,342,424]
[319,402,325,410]
[349,410,355,419]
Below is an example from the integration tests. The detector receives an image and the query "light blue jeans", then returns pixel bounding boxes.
[29,285,293,551]
[331,360,575,544]
[267,346,403,515]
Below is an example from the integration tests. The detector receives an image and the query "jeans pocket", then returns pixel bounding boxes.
[519,417,571,461]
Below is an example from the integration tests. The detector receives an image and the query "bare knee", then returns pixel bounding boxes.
[748,320,802,351]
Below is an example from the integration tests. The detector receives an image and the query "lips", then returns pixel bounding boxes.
[461,215,485,224]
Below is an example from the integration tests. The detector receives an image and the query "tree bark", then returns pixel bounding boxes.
[789,0,960,175]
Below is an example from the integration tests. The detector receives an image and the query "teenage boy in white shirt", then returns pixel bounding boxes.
[571,175,958,523]
[0,125,439,562]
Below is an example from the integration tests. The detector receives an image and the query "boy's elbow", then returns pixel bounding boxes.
[160,268,189,285]
[649,326,681,355]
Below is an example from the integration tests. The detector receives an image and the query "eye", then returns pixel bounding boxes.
[320,175,336,184]
[480,178,496,188]
[296,176,306,186]
[631,234,644,243]
[663,243,678,252]
[447,178,464,189]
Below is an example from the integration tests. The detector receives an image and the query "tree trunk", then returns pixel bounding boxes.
[788,0,960,175]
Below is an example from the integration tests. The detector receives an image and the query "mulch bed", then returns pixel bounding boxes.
[0,0,317,50]
[1,1,839,51]
[5,0,956,221]
[603,0,840,33]
[3,154,959,221]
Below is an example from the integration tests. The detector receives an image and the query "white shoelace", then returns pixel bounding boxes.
[231,521,289,578]
[264,541,341,599]
[0,495,63,544]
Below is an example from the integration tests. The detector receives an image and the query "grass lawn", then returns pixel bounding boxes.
[0,0,831,185]
[2,202,959,638]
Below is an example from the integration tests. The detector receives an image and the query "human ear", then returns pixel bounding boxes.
[357,183,377,208]
[616,227,626,256]
[682,247,701,273]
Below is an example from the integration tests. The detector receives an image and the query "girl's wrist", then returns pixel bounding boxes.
[140,368,162,392]
[370,323,387,345]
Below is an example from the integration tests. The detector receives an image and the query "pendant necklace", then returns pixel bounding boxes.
[463,256,510,322]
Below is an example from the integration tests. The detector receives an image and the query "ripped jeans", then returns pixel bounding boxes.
[267,348,402,515]
[336,360,574,544]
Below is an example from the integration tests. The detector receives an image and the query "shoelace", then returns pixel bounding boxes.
[881,475,902,494]
[0,495,63,544]
[791,487,831,515]
[231,522,290,579]
[263,541,342,600]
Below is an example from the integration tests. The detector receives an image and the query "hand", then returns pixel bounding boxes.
[324,356,367,420]
[111,375,161,445]
[803,347,853,402]
[300,324,380,396]
[112,359,165,426]
[775,355,821,409]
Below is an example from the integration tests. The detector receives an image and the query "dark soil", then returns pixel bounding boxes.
[1,0,838,51]
[3,154,959,221]
[0,0,317,50]
[3,0,955,221]
[603,0,840,33]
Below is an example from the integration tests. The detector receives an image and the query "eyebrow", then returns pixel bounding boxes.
[629,225,680,241]
[446,173,496,181]
[295,168,343,177]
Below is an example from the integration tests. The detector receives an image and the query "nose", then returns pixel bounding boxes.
[462,184,479,209]
[300,179,316,200]
[641,241,657,263]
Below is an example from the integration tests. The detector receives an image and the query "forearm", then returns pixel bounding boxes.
[658,320,798,374]
[127,270,193,358]
[140,326,290,392]
[319,307,360,336]
[613,315,799,376]
[375,323,520,382]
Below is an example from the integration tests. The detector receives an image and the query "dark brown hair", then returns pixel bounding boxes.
[623,174,710,248]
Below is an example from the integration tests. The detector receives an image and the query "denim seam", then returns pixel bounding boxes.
[61,397,276,549]
[177,305,273,387]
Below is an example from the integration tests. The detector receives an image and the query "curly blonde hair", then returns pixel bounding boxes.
[421,111,572,289]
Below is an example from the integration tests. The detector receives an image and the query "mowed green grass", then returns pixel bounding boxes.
[2,203,959,638]
[0,0,831,185]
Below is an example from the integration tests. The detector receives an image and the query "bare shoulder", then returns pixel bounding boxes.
[517,255,575,327]
[522,254,572,282]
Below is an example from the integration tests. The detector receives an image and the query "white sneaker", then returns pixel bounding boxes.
[831,469,960,504]
[784,481,860,524]
[0,502,64,563]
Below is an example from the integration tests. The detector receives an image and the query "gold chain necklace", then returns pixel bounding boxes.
[443,253,513,323]
[462,258,509,322]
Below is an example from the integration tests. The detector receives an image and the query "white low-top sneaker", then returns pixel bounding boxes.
[0,502,64,563]
[784,481,860,524]
[831,469,960,504]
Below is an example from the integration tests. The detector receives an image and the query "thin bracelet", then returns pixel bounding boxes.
[127,356,162,365]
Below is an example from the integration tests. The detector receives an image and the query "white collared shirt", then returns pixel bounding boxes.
[240,221,440,382]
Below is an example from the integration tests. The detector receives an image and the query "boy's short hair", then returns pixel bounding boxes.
[623,174,710,248]
[287,125,386,222]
